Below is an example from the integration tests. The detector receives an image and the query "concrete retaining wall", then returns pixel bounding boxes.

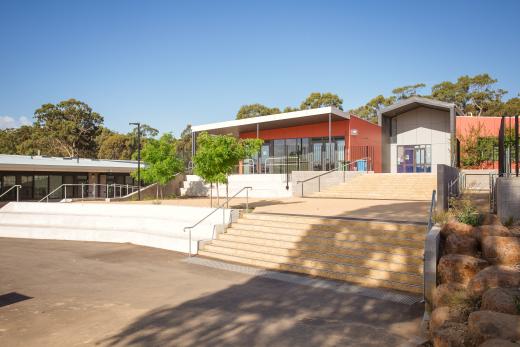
[424,224,441,314]
[437,164,459,211]
[181,174,293,198]
[461,169,495,190]
[497,177,520,224]
[0,202,233,254]
[291,171,364,197]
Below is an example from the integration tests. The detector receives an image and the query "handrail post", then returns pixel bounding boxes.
[16,186,19,202]
[246,188,249,211]
[64,185,67,200]
[301,180,304,197]
[318,176,321,192]
[81,183,84,200]
[188,228,192,257]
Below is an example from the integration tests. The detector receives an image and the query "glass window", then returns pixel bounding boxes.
[34,175,48,200]
[1,175,16,201]
[49,175,63,199]
[20,175,33,200]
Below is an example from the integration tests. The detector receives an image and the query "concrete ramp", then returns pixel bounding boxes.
[0,202,233,254]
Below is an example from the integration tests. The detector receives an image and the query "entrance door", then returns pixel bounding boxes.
[397,145,431,173]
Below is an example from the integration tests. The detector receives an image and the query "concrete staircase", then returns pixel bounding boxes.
[198,212,426,294]
[312,173,436,200]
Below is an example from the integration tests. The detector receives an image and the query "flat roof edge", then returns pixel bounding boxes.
[192,106,349,132]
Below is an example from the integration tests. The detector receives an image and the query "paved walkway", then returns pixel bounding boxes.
[0,238,424,347]
[112,196,431,223]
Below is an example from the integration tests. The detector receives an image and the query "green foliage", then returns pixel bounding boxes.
[34,98,103,158]
[432,74,507,116]
[193,132,263,185]
[392,83,426,100]
[450,198,480,226]
[283,106,299,113]
[350,95,396,123]
[131,133,183,186]
[176,124,193,165]
[236,104,281,120]
[300,92,343,110]
[97,133,133,160]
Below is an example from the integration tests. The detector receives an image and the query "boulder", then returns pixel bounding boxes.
[433,283,469,309]
[438,254,488,286]
[441,221,475,239]
[468,265,520,297]
[430,306,467,334]
[478,339,520,347]
[468,310,520,344]
[445,233,478,256]
[482,236,520,265]
[475,224,513,242]
[432,322,469,347]
[481,287,520,315]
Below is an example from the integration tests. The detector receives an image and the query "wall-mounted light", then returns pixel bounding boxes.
[350,129,359,136]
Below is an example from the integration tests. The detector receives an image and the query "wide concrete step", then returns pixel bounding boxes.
[242,213,426,233]
[217,233,424,257]
[234,219,426,241]
[226,227,424,248]
[206,240,423,274]
[201,245,422,284]
[198,250,422,294]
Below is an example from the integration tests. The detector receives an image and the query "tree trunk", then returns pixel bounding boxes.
[226,182,229,208]
[216,182,220,206]
[160,185,163,200]
[156,184,159,199]
[210,182,213,208]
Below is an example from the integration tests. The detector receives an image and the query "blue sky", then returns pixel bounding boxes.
[1,0,519,135]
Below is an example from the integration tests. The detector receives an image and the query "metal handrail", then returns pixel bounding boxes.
[0,185,21,201]
[427,190,437,232]
[39,183,140,202]
[263,156,300,174]
[184,186,252,257]
[296,157,371,197]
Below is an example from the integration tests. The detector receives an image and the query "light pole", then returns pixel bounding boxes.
[130,122,141,200]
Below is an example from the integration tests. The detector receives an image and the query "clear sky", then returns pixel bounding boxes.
[1,0,519,135]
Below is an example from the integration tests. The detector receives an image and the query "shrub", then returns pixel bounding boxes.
[450,198,480,226]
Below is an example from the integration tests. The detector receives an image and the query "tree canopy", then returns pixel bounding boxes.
[392,83,426,100]
[351,73,519,123]
[236,104,281,120]
[300,92,343,110]
[131,133,183,197]
[34,99,104,158]
[193,132,262,205]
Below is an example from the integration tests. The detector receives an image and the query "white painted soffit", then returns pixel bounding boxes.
[192,106,349,134]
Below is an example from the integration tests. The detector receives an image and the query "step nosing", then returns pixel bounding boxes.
[219,235,424,256]
[225,231,424,250]
[204,247,422,277]
[198,251,423,288]
[247,212,428,226]
[230,226,425,242]
[236,220,425,234]
[213,239,423,260]
[205,244,423,269]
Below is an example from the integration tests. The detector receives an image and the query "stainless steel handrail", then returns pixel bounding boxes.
[183,186,252,257]
[427,190,437,232]
[39,183,140,202]
[296,157,371,197]
[0,185,22,201]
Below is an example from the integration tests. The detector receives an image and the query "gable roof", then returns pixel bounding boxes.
[378,96,464,119]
